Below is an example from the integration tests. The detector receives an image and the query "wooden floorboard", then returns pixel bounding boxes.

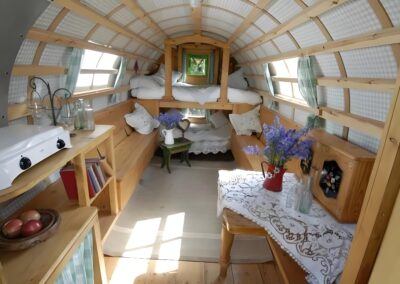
[105,257,281,284]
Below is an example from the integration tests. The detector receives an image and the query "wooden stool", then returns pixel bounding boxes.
[219,208,307,284]
[160,137,192,173]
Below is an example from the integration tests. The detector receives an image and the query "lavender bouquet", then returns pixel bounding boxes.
[157,111,183,129]
[243,116,313,168]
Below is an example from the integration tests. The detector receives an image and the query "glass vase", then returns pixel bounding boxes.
[296,175,313,214]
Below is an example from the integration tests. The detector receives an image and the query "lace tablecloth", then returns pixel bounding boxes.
[217,169,355,284]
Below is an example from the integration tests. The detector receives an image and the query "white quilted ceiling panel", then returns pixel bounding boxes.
[317,86,344,111]
[340,46,398,79]
[204,0,253,17]
[348,129,379,153]
[314,54,341,77]
[128,20,148,34]
[273,34,297,52]
[254,14,278,34]
[138,0,187,13]
[14,40,39,65]
[290,21,326,48]
[259,42,280,57]
[237,33,254,45]
[110,7,136,26]
[203,18,237,33]
[169,30,193,38]
[203,7,242,27]
[124,41,140,53]
[252,46,267,58]
[244,50,257,61]
[150,6,191,23]
[111,35,130,49]
[267,0,302,23]
[8,76,28,104]
[381,0,400,27]
[140,28,157,40]
[325,120,343,137]
[159,17,192,30]
[81,0,121,16]
[55,12,96,39]
[303,0,320,7]
[90,26,117,45]
[246,26,263,40]
[40,44,70,66]
[350,89,392,122]
[33,4,63,30]
[202,27,230,40]
[319,0,381,40]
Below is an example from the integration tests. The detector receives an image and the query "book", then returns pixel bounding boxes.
[87,164,101,193]
[93,162,106,187]
[60,165,96,200]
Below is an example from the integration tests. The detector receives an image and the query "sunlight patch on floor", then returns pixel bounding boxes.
[109,258,150,284]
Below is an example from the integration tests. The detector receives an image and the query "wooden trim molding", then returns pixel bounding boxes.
[80,69,119,75]
[12,65,67,76]
[159,100,233,110]
[241,27,400,65]
[165,34,229,49]
[72,85,130,101]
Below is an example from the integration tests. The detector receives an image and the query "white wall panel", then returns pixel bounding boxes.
[128,20,147,34]
[254,14,278,34]
[14,40,39,65]
[33,4,63,30]
[81,0,121,16]
[124,41,140,53]
[205,0,252,17]
[381,0,400,27]
[303,0,319,6]
[278,104,294,119]
[314,54,341,77]
[110,7,136,26]
[325,120,343,137]
[348,129,380,153]
[317,86,344,110]
[290,21,326,48]
[350,89,392,122]
[319,0,381,40]
[203,18,237,33]
[8,76,28,104]
[140,28,157,39]
[246,25,263,40]
[159,17,192,29]
[294,109,310,126]
[273,34,297,52]
[340,46,397,79]
[267,0,302,23]
[150,6,191,23]
[111,35,130,49]
[39,45,70,66]
[203,7,242,26]
[137,0,187,12]
[90,26,117,45]
[55,12,95,39]
[258,42,280,56]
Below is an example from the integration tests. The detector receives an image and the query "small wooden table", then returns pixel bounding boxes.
[160,137,192,173]
[220,208,307,284]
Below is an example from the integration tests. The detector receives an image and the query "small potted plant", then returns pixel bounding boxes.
[157,111,183,145]
[243,116,313,192]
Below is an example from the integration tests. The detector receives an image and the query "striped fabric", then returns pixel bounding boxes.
[55,231,94,284]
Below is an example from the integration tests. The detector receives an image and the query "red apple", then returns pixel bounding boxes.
[2,218,23,239]
[21,220,43,237]
[19,210,41,224]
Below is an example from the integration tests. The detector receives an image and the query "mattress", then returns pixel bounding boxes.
[184,123,231,154]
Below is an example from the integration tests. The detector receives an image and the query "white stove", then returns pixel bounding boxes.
[0,125,72,190]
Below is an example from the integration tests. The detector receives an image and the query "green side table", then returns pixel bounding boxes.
[160,137,193,173]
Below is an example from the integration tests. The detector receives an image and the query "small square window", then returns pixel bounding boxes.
[187,54,208,76]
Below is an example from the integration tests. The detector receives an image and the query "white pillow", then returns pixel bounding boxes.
[228,68,248,90]
[124,103,160,135]
[130,75,159,89]
[209,111,229,129]
[153,64,182,85]
[229,105,262,136]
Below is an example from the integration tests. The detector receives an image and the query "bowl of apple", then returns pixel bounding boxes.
[0,209,60,251]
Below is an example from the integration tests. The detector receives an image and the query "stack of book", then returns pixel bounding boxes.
[60,158,109,200]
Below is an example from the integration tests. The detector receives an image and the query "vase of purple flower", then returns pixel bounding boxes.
[243,116,314,192]
[158,111,183,145]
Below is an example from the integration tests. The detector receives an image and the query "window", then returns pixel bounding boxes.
[76,50,120,92]
[187,54,208,76]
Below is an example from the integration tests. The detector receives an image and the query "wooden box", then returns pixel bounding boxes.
[309,130,375,223]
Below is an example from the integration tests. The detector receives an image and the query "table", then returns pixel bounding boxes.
[217,169,355,284]
[160,137,192,173]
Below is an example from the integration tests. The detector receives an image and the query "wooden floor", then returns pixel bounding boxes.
[105,257,282,284]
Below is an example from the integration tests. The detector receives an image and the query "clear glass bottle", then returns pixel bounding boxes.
[84,100,95,130]
[74,99,85,130]
[296,175,313,214]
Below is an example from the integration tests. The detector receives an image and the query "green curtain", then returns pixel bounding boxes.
[297,56,322,128]
[208,53,214,84]
[110,56,128,103]
[55,231,94,284]
[263,63,277,110]
[65,48,83,93]
[182,50,187,82]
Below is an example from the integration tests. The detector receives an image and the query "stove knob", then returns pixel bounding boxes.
[19,157,32,170]
[57,139,66,149]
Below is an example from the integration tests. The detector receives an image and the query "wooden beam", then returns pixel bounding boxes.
[72,85,130,102]
[166,34,229,49]
[26,28,155,63]
[341,61,400,284]
[121,0,167,37]
[12,65,67,76]
[164,43,173,100]
[220,47,230,103]
[53,0,163,52]
[159,100,233,110]
[80,69,119,75]
[233,0,349,55]
[8,104,29,121]
[270,76,396,92]
[241,27,400,65]
[191,1,202,34]
[228,0,272,43]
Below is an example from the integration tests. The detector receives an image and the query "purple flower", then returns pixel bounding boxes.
[157,111,183,129]
[243,116,314,168]
[243,145,260,155]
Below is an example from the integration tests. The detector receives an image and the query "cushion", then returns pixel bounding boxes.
[228,68,249,90]
[124,103,160,135]
[229,105,262,136]
[209,111,229,129]
[130,75,159,89]
[153,64,182,85]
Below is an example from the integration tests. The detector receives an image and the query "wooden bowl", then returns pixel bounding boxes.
[0,209,61,251]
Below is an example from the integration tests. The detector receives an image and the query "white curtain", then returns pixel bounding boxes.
[110,57,128,103]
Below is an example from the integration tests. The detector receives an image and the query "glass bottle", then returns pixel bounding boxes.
[74,99,85,130]
[297,175,313,214]
[84,100,95,130]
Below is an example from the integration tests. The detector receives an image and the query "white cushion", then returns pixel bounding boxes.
[153,64,182,85]
[130,75,159,89]
[124,103,160,135]
[229,105,262,136]
[228,68,248,90]
[209,111,229,129]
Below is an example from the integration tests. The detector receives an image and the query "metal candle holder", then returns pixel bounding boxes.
[29,76,73,126]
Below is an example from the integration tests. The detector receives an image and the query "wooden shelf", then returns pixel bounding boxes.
[98,211,118,243]
[90,176,114,205]
[0,181,98,284]
[0,125,115,203]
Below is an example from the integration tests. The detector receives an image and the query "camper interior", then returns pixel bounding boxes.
[0,0,400,283]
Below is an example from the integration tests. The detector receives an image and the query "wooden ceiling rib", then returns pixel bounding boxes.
[233,0,349,55]
[53,0,163,52]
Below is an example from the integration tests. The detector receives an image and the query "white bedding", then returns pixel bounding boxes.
[130,77,261,105]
